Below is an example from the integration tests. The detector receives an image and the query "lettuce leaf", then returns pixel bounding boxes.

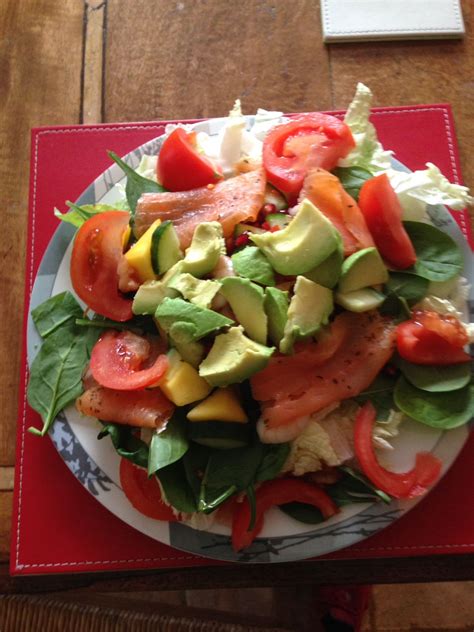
[54,200,129,228]
[339,82,392,173]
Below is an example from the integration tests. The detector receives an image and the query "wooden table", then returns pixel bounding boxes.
[1,0,473,597]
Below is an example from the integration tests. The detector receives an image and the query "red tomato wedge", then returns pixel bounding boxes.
[90,331,169,390]
[358,173,416,269]
[262,114,355,201]
[120,459,178,521]
[76,386,174,429]
[252,312,396,437]
[354,402,442,498]
[298,169,374,256]
[134,168,266,248]
[70,211,133,321]
[396,311,471,365]
[232,479,338,551]
[158,128,223,191]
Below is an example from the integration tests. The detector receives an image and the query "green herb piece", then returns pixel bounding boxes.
[404,221,463,282]
[255,443,291,483]
[397,359,472,393]
[157,460,198,513]
[27,323,101,436]
[246,485,257,531]
[332,166,373,200]
[148,411,189,476]
[108,150,166,214]
[385,271,429,306]
[32,291,83,338]
[98,423,149,469]
[231,247,276,286]
[394,376,474,429]
[54,201,130,228]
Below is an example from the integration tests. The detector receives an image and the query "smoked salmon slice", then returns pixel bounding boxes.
[299,168,374,256]
[134,169,266,248]
[252,311,396,431]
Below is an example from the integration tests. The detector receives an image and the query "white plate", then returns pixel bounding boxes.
[27,118,473,563]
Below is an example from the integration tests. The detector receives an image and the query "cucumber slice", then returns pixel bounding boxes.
[266,213,290,229]
[151,220,183,275]
[264,185,288,211]
[234,223,266,237]
[187,420,250,449]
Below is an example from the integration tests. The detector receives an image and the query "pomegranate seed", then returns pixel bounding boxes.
[270,225,280,232]
[262,203,277,216]
[261,221,271,231]
[225,237,234,254]
[235,233,250,248]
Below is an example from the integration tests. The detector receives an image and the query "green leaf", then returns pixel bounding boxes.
[255,443,290,483]
[279,502,325,525]
[27,322,101,436]
[32,291,83,338]
[332,166,373,200]
[385,272,429,306]
[379,293,411,322]
[148,411,189,476]
[246,485,257,531]
[108,150,166,214]
[337,466,391,504]
[397,359,472,393]
[98,423,149,469]
[55,201,129,228]
[155,297,234,343]
[394,376,474,429]
[157,460,198,513]
[231,247,276,286]
[404,221,463,282]
[355,374,397,421]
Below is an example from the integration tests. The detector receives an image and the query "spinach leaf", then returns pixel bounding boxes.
[394,376,474,428]
[332,166,373,200]
[32,291,83,338]
[108,150,166,214]
[98,423,149,468]
[355,374,397,421]
[183,443,211,501]
[255,443,291,483]
[148,411,189,476]
[27,323,101,436]
[385,271,429,306]
[55,200,130,228]
[157,460,198,513]
[280,502,325,525]
[246,485,257,530]
[404,221,463,282]
[397,359,471,393]
[379,293,411,322]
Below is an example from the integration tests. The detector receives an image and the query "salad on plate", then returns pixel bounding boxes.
[27,84,474,553]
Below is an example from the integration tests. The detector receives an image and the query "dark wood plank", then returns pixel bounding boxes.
[0,1,84,471]
[329,0,474,190]
[104,0,331,121]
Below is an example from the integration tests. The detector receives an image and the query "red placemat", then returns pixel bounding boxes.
[11,105,474,576]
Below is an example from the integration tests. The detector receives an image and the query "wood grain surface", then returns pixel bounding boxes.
[1,0,474,598]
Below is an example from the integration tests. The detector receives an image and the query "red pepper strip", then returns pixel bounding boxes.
[354,402,442,499]
[231,479,338,552]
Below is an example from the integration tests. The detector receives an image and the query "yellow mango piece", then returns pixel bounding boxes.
[159,359,212,406]
[124,219,161,282]
[187,387,248,423]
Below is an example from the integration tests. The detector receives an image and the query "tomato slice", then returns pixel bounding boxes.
[90,330,169,390]
[354,402,442,498]
[262,114,355,201]
[120,458,178,521]
[231,479,338,552]
[396,311,470,365]
[70,211,133,321]
[157,128,223,191]
[358,174,416,269]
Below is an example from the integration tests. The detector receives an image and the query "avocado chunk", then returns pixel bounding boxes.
[220,277,268,344]
[249,199,341,275]
[167,273,222,309]
[303,233,344,289]
[169,338,205,368]
[280,276,334,354]
[181,221,224,277]
[335,288,385,312]
[199,326,275,386]
[264,286,289,347]
[132,280,178,315]
[231,246,275,286]
[338,247,388,294]
[155,297,234,344]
